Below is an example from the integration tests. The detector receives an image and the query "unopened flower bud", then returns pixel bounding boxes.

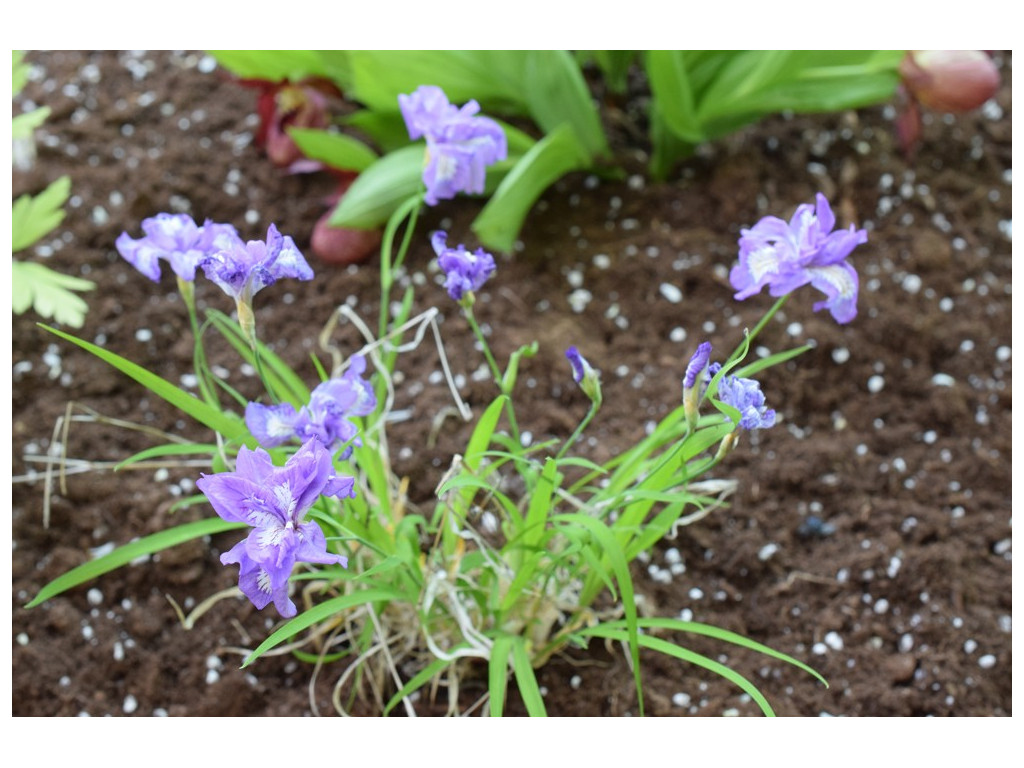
[900,51,1000,113]
[566,346,602,405]
[683,341,712,430]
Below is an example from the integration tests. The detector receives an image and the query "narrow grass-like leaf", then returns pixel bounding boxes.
[576,625,776,716]
[510,637,547,716]
[242,587,407,667]
[733,344,811,378]
[114,443,220,471]
[605,617,828,687]
[488,635,515,716]
[206,309,309,406]
[41,325,251,444]
[27,518,245,607]
[554,513,644,715]
[382,656,454,716]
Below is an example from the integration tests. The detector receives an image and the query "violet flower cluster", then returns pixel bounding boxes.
[683,342,775,432]
[432,231,496,303]
[116,214,314,302]
[730,193,867,324]
[399,85,507,206]
[245,355,376,457]
[196,439,355,618]
[709,362,776,431]
[115,213,241,283]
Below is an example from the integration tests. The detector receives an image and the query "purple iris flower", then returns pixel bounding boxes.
[729,193,867,324]
[200,223,313,304]
[710,363,776,431]
[196,438,355,618]
[115,213,241,282]
[399,85,507,206]
[246,355,376,456]
[431,231,496,302]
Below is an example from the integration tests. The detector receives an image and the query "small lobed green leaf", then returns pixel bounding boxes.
[11,262,94,327]
[12,175,72,252]
[12,106,51,140]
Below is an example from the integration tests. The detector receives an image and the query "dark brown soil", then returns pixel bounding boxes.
[11,50,1012,717]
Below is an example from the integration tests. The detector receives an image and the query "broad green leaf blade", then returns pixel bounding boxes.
[287,127,378,172]
[11,262,94,327]
[523,50,609,160]
[26,518,244,607]
[346,51,528,113]
[242,587,407,667]
[41,325,251,443]
[472,124,590,253]
[510,637,547,716]
[12,175,71,252]
[488,635,515,716]
[645,51,704,143]
[329,145,424,230]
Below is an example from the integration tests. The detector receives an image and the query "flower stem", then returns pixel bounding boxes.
[556,400,600,461]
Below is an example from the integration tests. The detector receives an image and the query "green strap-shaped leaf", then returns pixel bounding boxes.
[645,51,704,143]
[329,144,424,230]
[523,50,609,160]
[207,50,351,87]
[26,517,245,608]
[40,325,251,443]
[287,127,378,172]
[472,124,590,253]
